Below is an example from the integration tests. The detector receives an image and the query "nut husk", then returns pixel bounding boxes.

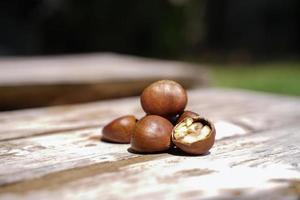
[131,115,173,153]
[177,110,200,124]
[102,115,137,143]
[140,80,187,116]
[172,116,216,155]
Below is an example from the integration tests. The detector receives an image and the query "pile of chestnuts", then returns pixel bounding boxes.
[102,80,215,155]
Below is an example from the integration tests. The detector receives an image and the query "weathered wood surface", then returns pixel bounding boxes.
[0,53,207,110]
[0,88,300,200]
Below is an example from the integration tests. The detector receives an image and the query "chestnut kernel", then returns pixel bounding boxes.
[102,115,137,143]
[172,116,216,155]
[177,110,200,123]
[131,115,173,153]
[140,80,188,116]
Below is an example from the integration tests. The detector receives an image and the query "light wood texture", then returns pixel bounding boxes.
[0,53,207,110]
[0,88,300,199]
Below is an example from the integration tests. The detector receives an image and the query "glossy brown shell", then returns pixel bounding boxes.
[102,115,137,143]
[172,116,216,155]
[177,110,200,124]
[140,80,187,116]
[131,115,173,153]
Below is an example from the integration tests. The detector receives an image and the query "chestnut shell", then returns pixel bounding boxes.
[177,110,200,124]
[140,80,187,116]
[131,115,173,153]
[172,116,216,155]
[102,115,137,143]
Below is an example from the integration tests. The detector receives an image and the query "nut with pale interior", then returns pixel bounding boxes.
[102,115,137,143]
[177,110,200,123]
[172,116,215,155]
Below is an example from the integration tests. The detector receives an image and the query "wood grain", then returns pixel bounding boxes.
[0,88,299,199]
[1,88,299,141]
[0,123,299,199]
[0,53,207,110]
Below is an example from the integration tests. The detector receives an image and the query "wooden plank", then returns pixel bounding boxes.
[0,97,141,141]
[0,88,299,199]
[0,120,247,186]
[0,88,298,184]
[0,123,299,199]
[0,53,207,110]
[1,88,299,141]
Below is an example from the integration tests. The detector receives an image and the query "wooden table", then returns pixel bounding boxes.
[0,88,299,199]
[0,53,207,110]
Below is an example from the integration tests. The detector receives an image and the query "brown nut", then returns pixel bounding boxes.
[102,115,137,143]
[140,80,187,116]
[177,110,200,123]
[172,116,216,155]
[131,115,173,153]
[144,113,179,127]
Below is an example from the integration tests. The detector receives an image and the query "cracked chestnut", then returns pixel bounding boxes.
[172,116,216,155]
[177,110,200,123]
[102,115,137,143]
[131,115,173,153]
[140,80,187,116]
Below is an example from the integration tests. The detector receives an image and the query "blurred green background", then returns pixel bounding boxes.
[0,0,300,96]
[211,61,300,96]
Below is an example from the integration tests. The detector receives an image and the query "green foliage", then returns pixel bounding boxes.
[211,62,300,96]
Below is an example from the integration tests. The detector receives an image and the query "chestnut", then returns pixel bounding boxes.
[177,110,200,123]
[131,115,173,153]
[140,80,188,116]
[172,116,216,155]
[102,115,137,143]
